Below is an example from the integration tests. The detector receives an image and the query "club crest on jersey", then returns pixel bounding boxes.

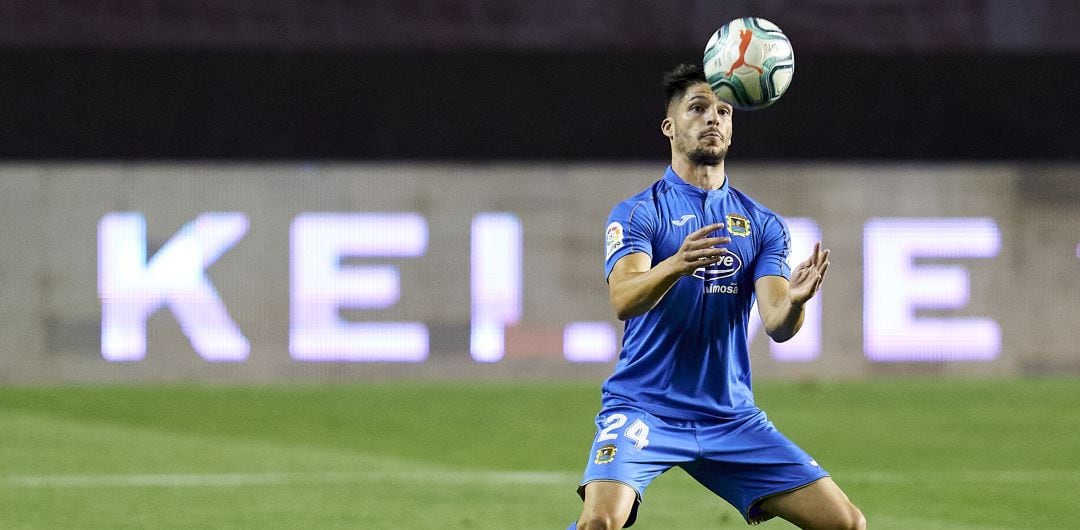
[605,222,624,260]
[594,444,618,464]
[726,213,751,237]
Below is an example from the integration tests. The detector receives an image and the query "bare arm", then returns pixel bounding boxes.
[608,223,730,320]
[754,242,830,342]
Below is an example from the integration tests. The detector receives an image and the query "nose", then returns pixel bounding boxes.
[706,107,721,125]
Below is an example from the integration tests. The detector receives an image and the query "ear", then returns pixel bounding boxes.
[660,118,673,139]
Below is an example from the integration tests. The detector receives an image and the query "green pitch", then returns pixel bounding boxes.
[1,378,1078,528]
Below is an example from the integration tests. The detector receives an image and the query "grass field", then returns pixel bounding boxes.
[1,378,1078,529]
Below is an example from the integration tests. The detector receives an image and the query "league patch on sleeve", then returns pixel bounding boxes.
[605,222,624,260]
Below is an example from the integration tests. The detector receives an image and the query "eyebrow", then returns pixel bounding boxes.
[687,94,733,110]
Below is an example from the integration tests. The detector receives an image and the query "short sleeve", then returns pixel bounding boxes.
[753,214,792,281]
[604,200,655,280]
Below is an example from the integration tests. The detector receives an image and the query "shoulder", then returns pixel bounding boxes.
[729,185,787,232]
[609,180,669,225]
[728,185,780,220]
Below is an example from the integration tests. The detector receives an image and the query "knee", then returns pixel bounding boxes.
[577,513,625,530]
[838,505,866,530]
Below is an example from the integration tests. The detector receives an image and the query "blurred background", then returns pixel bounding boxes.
[2,0,1079,382]
[2,2,1080,527]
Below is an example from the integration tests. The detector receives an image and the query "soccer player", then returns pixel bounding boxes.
[569,64,865,529]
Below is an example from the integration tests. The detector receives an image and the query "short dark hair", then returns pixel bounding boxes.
[663,63,708,113]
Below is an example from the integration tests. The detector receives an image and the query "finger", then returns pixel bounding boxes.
[817,249,831,272]
[793,265,813,283]
[695,254,729,268]
[689,223,725,239]
[683,240,730,255]
[692,236,731,248]
[795,258,814,274]
[791,271,807,286]
[690,248,727,261]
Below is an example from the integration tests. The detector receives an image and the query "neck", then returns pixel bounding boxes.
[671,154,726,190]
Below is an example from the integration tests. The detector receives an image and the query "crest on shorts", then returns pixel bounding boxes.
[594,444,618,465]
[726,213,751,237]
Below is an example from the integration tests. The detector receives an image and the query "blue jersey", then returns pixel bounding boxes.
[602,166,792,421]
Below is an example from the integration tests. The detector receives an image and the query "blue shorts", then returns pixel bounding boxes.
[577,405,829,526]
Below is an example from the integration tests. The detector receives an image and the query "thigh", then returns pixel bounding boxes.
[756,477,864,529]
[578,481,638,529]
[681,411,829,524]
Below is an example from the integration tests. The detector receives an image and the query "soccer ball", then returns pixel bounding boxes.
[703,17,794,110]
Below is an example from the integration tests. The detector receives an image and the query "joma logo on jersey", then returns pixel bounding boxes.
[692,252,742,283]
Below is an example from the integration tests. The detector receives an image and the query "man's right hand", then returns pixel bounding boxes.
[608,223,731,320]
[667,223,731,276]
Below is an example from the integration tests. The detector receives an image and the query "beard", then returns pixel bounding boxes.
[673,130,728,166]
[687,146,726,166]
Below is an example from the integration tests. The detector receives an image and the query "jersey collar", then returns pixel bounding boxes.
[663,165,730,198]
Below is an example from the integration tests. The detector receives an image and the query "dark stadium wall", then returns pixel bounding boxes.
[2,49,1079,160]
[4,3,1080,385]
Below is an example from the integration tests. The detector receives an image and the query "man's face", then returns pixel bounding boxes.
[663,83,733,165]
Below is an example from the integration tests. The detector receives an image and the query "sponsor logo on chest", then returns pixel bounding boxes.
[693,251,742,294]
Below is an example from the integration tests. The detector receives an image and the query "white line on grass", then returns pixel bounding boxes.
[868,515,1020,530]
[8,473,301,488]
[4,468,1078,489]
[3,469,578,488]
[842,469,1080,484]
